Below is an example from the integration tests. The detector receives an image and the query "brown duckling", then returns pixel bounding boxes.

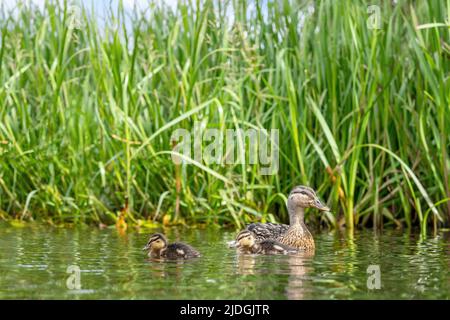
[143,233,201,260]
[245,186,329,250]
[235,230,298,255]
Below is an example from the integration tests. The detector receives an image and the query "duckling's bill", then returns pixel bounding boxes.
[227,240,238,248]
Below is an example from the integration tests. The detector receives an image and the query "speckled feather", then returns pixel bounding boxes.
[246,223,315,250]
[246,222,289,241]
[277,225,315,250]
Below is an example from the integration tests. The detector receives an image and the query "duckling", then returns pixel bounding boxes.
[143,233,201,260]
[243,186,329,250]
[235,230,298,255]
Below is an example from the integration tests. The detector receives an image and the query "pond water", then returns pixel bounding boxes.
[0,222,449,299]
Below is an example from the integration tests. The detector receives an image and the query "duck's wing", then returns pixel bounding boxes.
[246,222,289,241]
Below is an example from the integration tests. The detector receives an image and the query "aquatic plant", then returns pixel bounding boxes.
[0,0,448,235]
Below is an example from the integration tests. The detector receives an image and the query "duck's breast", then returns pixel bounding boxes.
[277,227,315,250]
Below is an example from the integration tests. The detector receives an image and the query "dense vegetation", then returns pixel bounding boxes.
[0,0,449,234]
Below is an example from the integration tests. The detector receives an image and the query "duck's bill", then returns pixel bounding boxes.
[314,199,330,211]
[142,244,150,251]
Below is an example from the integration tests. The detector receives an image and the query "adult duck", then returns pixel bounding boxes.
[244,186,329,250]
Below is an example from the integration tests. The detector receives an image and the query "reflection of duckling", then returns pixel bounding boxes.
[236,254,257,275]
[236,230,297,255]
[142,233,201,259]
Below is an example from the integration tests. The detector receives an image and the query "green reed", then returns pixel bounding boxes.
[0,0,448,235]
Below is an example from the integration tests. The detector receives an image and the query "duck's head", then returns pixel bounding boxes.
[235,230,257,249]
[288,186,329,211]
[143,233,168,252]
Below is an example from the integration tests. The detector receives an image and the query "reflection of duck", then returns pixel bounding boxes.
[235,230,297,255]
[143,233,200,259]
[285,252,314,300]
[245,186,329,250]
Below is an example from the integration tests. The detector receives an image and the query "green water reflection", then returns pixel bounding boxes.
[0,223,448,299]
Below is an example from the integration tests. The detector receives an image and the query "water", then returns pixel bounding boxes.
[0,222,449,299]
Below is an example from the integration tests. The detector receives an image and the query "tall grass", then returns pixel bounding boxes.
[0,0,449,234]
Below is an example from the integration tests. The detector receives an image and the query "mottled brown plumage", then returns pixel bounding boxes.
[277,224,315,250]
[241,186,329,251]
[236,230,298,255]
[246,222,289,241]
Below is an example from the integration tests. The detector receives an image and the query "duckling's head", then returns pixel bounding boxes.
[288,186,329,211]
[235,230,256,249]
[143,233,168,252]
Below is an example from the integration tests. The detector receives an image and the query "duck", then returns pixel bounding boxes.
[142,233,201,259]
[239,186,329,250]
[235,230,298,255]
